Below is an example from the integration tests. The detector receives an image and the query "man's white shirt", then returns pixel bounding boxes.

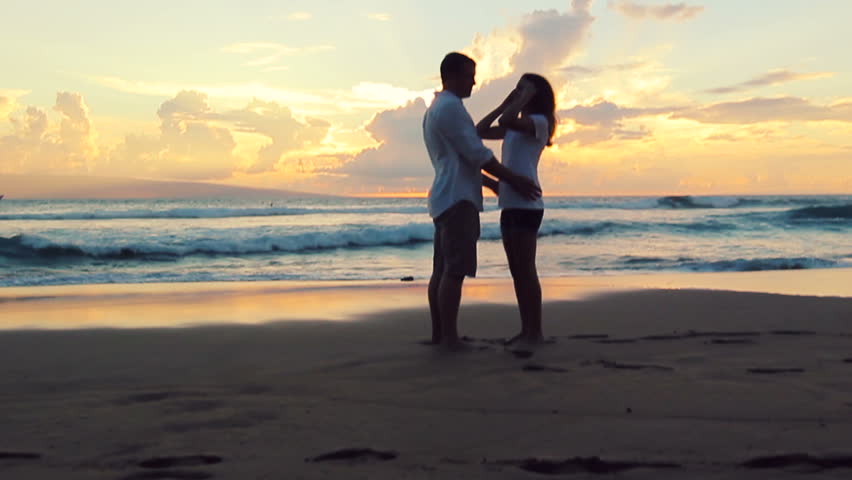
[423,91,494,218]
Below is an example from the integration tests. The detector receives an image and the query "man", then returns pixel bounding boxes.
[424,52,541,350]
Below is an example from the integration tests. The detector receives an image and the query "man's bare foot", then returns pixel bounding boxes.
[440,338,475,352]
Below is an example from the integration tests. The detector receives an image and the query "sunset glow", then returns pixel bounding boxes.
[2,0,851,198]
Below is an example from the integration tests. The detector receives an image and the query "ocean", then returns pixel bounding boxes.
[1,195,850,288]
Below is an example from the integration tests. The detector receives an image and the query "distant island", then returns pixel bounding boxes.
[0,175,333,200]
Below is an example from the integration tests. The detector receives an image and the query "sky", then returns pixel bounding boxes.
[1,0,851,197]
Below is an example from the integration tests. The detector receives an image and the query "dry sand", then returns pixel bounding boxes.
[2,272,852,479]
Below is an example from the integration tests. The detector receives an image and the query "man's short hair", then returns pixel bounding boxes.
[440,52,475,83]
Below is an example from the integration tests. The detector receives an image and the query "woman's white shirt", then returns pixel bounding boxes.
[498,114,547,210]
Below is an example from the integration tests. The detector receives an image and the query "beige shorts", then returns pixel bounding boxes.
[432,201,480,278]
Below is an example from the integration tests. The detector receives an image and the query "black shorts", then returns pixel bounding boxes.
[433,201,480,277]
[500,208,544,233]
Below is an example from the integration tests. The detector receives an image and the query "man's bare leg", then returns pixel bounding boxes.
[438,272,466,349]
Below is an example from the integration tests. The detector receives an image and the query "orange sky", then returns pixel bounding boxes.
[1,1,851,197]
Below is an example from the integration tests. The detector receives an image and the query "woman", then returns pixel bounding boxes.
[477,73,556,345]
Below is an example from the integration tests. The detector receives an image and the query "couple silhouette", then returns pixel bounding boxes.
[424,52,555,351]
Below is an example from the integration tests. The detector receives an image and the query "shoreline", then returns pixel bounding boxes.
[2,267,852,330]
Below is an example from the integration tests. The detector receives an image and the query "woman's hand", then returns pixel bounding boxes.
[500,89,519,108]
[521,81,537,96]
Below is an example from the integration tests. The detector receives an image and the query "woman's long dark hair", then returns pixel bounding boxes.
[520,73,557,146]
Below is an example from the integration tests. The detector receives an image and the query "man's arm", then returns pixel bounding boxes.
[481,173,499,196]
[481,158,541,200]
[475,110,507,140]
[437,102,540,200]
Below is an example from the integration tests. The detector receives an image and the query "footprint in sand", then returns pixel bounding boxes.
[707,338,756,345]
[492,456,681,474]
[509,350,534,359]
[640,334,686,341]
[305,448,398,463]
[236,384,273,395]
[138,455,222,469]
[164,399,223,414]
[121,471,213,480]
[742,453,852,469]
[115,391,206,406]
[596,360,673,372]
[523,364,569,373]
[165,411,277,433]
[463,336,508,346]
[0,452,41,460]
[417,338,493,351]
[688,331,761,338]
[843,358,852,364]
[118,456,222,480]
[746,368,805,374]
[769,330,817,336]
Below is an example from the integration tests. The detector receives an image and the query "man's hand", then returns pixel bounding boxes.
[481,158,541,200]
[507,174,541,200]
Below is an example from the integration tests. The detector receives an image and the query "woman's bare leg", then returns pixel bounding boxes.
[503,229,542,342]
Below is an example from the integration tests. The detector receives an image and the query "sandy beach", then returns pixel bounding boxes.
[2,270,852,479]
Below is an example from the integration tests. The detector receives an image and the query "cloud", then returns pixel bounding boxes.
[705,69,834,94]
[701,126,777,143]
[0,96,12,121]
[222,42,334,69]
[674,97,852,124]
[463,3,594,89]
[561,61,650,79]
[287,12,312,21]
[512,7,595,75]
[609,1,704,21]
[338,98,431,181]
[219,99,331,174]
[464,5,595,120]
[93,76,431,118]
[104,90,238,180]
[558,99,677,144]
[367,13,391,21]
[0,89,29,120]
[0,92,99,174]
[54,92,98,164]
[330,2,596,190]
[103,90,335,179]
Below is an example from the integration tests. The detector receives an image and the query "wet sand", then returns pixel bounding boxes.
[1,270,852,478]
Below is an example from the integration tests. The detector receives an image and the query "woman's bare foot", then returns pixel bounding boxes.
[503,332,527,346]
[511,333,550,347]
